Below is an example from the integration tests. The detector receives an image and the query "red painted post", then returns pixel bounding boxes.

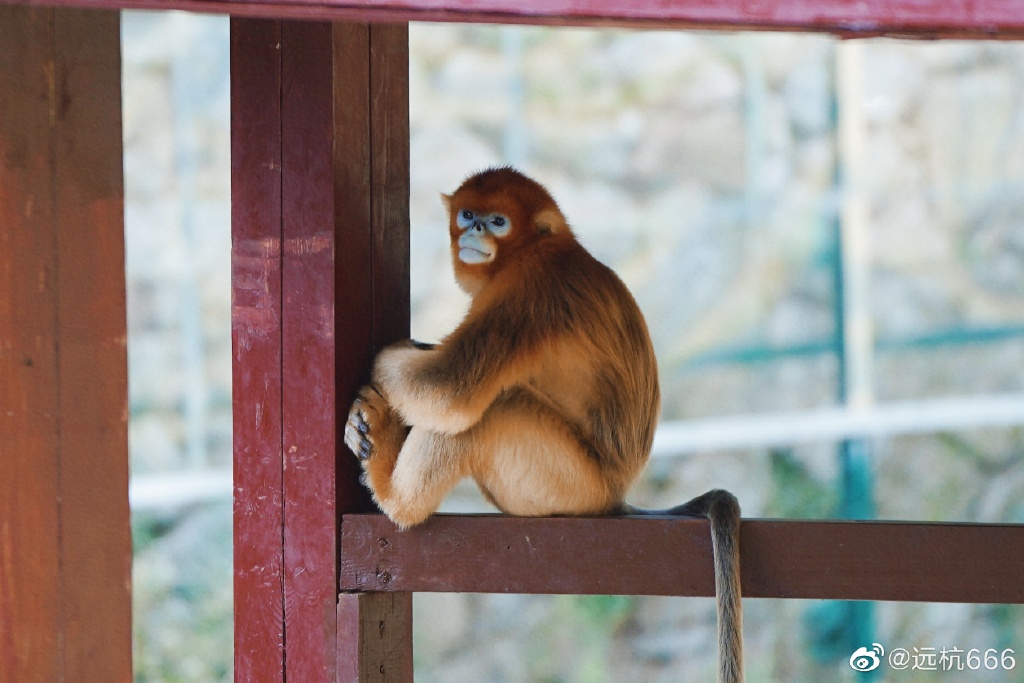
[231,18,286,682]
[0,7,131,682]
[231,18,410,682]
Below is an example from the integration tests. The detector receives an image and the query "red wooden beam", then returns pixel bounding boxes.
[7,0,1024,37]
[0,7,131,681]
[340,514,1024,604]
[231,18,410,683]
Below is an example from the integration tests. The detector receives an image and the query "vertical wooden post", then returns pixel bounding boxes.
[231,18,286,683]
[337,593,414,683]
[334,25,412,683]
[0,8,131,683]
[231,19,411,683]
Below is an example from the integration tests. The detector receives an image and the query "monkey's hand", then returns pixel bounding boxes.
[345,384,406,501]
[344,384,389,460]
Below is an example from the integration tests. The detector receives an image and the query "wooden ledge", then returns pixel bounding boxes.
[340,514,1024,603]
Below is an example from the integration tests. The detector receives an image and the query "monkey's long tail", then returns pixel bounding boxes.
[629,489,744,683]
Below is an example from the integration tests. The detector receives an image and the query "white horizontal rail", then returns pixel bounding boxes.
[129,393,1024,509]
[130,469,232,511]
[652,392,1024,455]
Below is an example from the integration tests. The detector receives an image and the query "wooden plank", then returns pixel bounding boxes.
[0,7,131,682]
[332,20,413,683]
[280,20,342,683]
[51,11,131,683]
[332,23,375,501]
[367,23,411,349]
[6,0,1024,37]
[340,514,1024,604]
[0,10,62,681]
[231,18,286,683]
[332,21,410,497]
[337,593,413,683]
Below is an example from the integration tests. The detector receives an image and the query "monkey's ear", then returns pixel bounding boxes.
[440,193,453,210]
[533,207,567,235]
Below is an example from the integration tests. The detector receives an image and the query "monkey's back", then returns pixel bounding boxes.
[493,236,660,491]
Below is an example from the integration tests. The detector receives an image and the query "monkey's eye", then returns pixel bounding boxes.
[488,214,511,236]
[455,209,476,230]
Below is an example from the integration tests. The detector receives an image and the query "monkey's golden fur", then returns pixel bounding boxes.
[345,167,743,683]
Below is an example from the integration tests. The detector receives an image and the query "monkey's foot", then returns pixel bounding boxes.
[344,384,403,497]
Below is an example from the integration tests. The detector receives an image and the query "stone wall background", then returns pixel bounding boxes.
[124,14,1024,682]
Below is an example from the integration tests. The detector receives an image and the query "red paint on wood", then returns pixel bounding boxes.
[231,18,286,682]
[232,19,410,682]
[332,24,375,502]
[5,0,1024,37]
[280,21,341,683]
[340,514,1024,604]
[0,8,130,681]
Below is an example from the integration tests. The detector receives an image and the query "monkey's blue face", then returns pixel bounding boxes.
[455,209,511,264]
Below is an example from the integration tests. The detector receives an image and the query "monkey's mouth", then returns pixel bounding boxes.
[458,247,493,264]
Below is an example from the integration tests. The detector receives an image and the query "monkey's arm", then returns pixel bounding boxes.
[371,344,486,433]
[372,302,550,434]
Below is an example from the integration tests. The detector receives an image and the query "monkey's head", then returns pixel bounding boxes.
[442,167,570,295]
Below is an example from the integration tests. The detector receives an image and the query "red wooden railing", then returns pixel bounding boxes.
[341,515,1024,603]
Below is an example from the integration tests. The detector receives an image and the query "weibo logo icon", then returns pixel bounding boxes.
[850,643,885,672]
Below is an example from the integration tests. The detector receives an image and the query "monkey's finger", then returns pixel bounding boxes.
[345,404,369,431]
[343,424,362,456]
[344,431,372,461]
[357,438,372,461]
